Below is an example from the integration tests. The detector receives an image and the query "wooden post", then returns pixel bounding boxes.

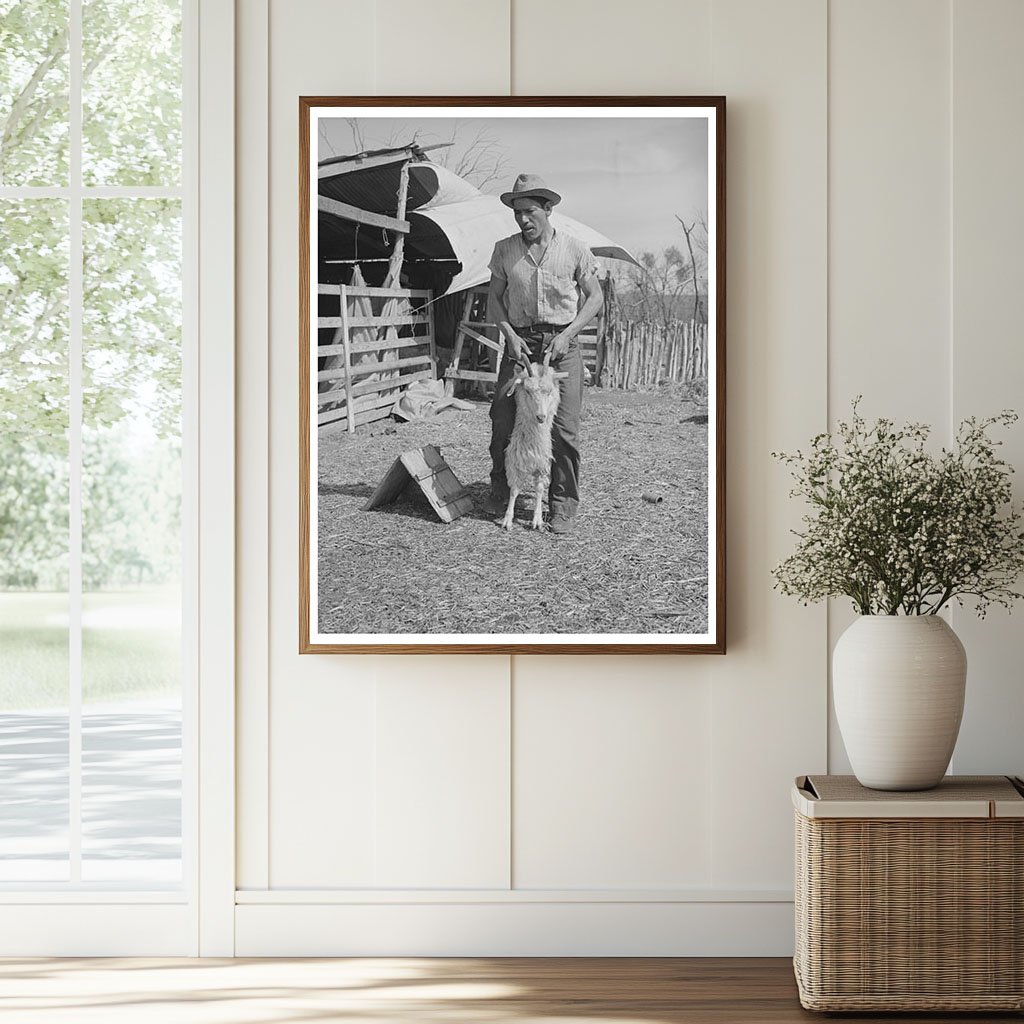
[594,276,609,387]
[444,289,475,397]
[610,324,618,388]
[608,321,616,387]
[340,283,355,433]
[426,299,437,379]
[384,160,411,288]
[606,322,614,388]
[378,159,412,402]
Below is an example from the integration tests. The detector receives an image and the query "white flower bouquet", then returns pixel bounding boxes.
[772,401,1024,616]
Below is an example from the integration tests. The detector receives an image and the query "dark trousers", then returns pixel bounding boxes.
[488,332,584,517]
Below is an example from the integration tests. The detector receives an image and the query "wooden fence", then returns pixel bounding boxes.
[317,280,705,428]
[316,283,436,431]
[597,317,707,389]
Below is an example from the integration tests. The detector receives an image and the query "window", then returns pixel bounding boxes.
[0,0,192,890]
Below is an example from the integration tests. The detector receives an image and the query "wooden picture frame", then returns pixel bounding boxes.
[300,97,725,653]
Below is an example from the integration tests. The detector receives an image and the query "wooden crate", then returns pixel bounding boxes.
[362,445,473,524]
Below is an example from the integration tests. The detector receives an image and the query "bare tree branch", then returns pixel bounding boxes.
[675,214,704,323]
[345,118,366,152]
[318,122,337,158]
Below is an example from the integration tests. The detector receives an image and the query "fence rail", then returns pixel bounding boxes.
[316,277,706,426]
[317,282,437,431]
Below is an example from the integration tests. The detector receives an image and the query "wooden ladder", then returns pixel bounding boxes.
[443,287,504,397]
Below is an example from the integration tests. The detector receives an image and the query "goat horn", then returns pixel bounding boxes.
[516,351,535,376]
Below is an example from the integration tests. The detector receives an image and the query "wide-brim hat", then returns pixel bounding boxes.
[500,173,562,208]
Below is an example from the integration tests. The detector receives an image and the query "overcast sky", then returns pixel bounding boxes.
[319,115,709,258]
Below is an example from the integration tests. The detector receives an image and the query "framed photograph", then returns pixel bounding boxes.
[300,96,725,653]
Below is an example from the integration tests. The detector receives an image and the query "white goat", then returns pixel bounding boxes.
[498,360,561,531]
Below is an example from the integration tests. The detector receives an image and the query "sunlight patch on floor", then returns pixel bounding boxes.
[0,958,682,1024]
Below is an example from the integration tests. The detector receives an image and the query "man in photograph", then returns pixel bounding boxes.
[485,174,605,535]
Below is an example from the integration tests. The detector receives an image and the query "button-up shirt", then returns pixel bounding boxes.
[488,229,599,327]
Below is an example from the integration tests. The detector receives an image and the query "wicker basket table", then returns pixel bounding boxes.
[793,774,1024,1012]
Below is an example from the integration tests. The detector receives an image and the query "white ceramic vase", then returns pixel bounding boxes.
[833,615,967,791]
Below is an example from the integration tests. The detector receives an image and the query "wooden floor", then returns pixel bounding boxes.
[0,957,1019,1023]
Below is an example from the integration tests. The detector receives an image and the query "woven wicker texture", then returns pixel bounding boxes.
[806,774,1023,803]
[795,805,1024,1011]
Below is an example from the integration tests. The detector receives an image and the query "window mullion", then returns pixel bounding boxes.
[68,0,83,886]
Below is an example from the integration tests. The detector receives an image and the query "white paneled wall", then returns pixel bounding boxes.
[234,0,1024,954]
[377,0,510,95]
[513,657,713,889]
[826,0,953,773]
[706,0,828,890]
[261,0,377,893]
[948,0,1024,777]
[828,0,951,427]
[511,0,712,93]
[373,660,510,889]
[270,667,378,886]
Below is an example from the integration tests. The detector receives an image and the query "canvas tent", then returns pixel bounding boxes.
[317,147,640,295]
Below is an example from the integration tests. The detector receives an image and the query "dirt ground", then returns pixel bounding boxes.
[316,384,709,636]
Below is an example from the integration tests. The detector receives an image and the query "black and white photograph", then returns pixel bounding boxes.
[300,98,725,653]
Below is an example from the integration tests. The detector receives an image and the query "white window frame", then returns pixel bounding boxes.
[0,0,234,956]
[195,0,236,958]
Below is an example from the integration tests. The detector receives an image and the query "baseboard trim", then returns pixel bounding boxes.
[236,887,792,904]
[235,900,795,956]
